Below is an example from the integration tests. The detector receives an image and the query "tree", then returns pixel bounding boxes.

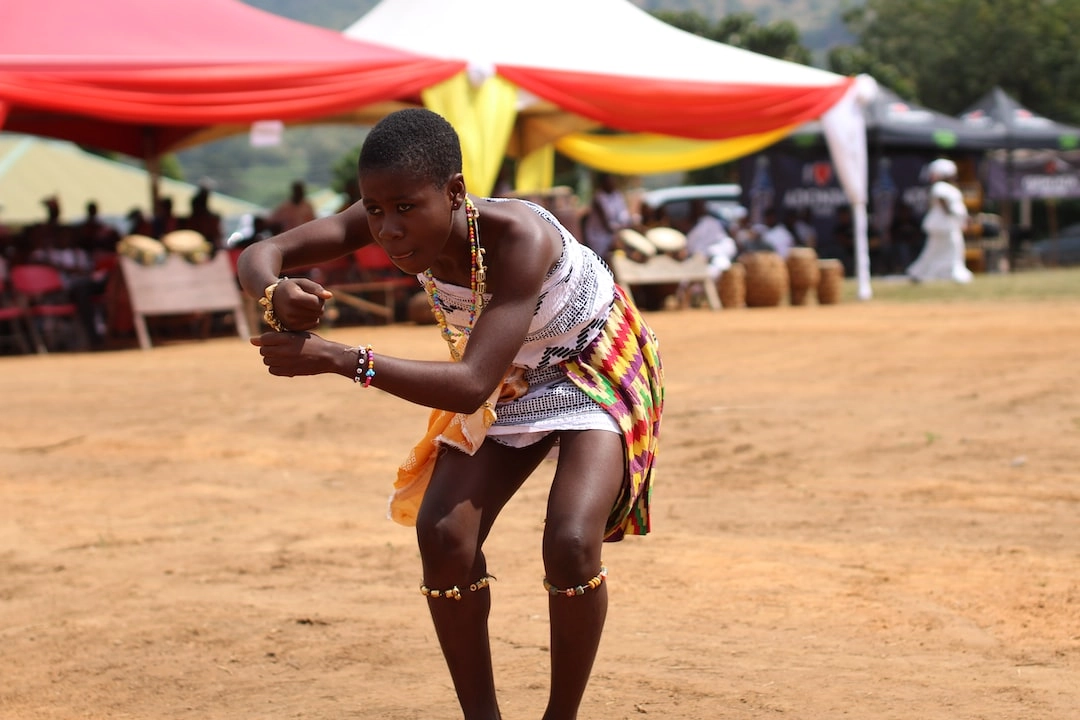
[652,11,812,64]
[330,145,362,195]
[829,0,1080,123]
[648,11,814,184]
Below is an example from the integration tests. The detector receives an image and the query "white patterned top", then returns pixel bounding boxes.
[418,197,619,445]
[419,197,615,370]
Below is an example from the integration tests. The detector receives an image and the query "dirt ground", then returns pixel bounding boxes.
[2,297,1078,720]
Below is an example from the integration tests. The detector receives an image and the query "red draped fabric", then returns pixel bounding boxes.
[0,0,463,156]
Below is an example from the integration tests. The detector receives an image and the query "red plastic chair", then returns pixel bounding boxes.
[0,275,32,354]
[354,243,399,274]
[9,264,86,353]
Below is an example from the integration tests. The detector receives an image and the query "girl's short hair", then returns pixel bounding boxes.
[359,109,463,187]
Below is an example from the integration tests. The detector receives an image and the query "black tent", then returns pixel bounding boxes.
[959,88,1080,202]
[787,86,1006,151]
[960,87,1080,151]
[866,87,1006,150]
[739,87,1005,275]
[959,88,1080,256]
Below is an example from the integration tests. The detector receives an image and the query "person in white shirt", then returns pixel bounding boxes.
[583,173,634,260]
[906,159,973,283]
[685,199,737,278]
[759,207,795,258]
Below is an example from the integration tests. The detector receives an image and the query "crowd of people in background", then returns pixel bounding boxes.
[580,172,826,275]
[0,184,237,351]
[0,163,973,353]
[576,170,958,287]
[0,178,348,352]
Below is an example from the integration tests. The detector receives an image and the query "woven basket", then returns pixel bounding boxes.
[741,252,788,308]
[786,247,820,306]
[718,263,746,308]
[816,259,844,305]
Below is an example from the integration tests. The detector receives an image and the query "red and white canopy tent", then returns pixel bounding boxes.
[345,0,878,299]
[0,0,463,168]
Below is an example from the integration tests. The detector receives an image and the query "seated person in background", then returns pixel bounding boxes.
[791,208,818,249]
[337,177,362,214]
[756,206,795,258]
[28,198,108,349]
[637,200,670,231]
[74,201,120,256]
[270,180,317,233]
[582,172,635,261]
[685,198,737,278]
[152,196,179,238]
[180,186,223,251]
[125,207,155,237]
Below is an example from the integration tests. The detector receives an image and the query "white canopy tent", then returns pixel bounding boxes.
[345,0,877,298]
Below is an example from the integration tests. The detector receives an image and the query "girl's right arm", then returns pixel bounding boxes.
[238,202,371,295]
[237,203,374,330]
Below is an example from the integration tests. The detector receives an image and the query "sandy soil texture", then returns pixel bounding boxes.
[2,298,1078,719]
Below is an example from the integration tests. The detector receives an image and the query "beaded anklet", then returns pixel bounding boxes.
[543,566,607,598]
[420,574,495,601]
[353,345,375,387]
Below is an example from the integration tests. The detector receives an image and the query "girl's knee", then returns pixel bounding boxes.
[416,508,478,571]
[542,522,601,584]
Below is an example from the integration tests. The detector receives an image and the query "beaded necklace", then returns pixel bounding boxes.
[423,197,486,361]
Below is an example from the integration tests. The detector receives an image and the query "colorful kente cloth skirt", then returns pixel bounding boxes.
[565,284,664,541]
[391,284,663,543]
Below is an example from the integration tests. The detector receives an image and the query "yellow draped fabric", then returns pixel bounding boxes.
[554,126,800,175]
[515,143,555,193]
[422,70,519,196]
[513,126,799,193]
[422,71,799,196]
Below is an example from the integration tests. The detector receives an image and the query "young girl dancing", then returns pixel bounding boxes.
[237,108,663,720]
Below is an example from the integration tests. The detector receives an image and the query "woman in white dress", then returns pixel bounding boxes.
[907,158,974,283]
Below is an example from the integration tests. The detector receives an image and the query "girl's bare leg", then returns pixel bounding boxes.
[541,429,626,720]
[415,436,557,720]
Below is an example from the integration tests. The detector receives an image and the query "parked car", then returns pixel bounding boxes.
[1029,222,1080,266]
[640,183,745,234]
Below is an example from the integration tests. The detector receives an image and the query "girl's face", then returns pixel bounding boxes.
[360,167,464,275]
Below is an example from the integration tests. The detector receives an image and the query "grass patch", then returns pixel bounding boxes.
[841,267,1080,303]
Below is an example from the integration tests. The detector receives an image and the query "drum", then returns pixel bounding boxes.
[161,230,213,263]
[816,259,844,305]
[615,228,657,258]
[644,226,688,254]
[718,263,746,309]
[116,234,167,265]
[741,252,788,308]
[785,247,820,306]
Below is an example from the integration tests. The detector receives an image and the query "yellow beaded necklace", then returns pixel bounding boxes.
[423,197,486,361]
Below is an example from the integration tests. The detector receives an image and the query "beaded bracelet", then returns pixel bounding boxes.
[358,345,371,386]
[352,344,375,387]
[258,278,287,332]
[543,566,607,598]
[420,574,495,600]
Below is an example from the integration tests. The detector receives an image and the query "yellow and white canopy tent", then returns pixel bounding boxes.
[344,0,879,299]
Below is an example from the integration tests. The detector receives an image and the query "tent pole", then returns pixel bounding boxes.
[1002,148,1015,269]
[143,129,161,216]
